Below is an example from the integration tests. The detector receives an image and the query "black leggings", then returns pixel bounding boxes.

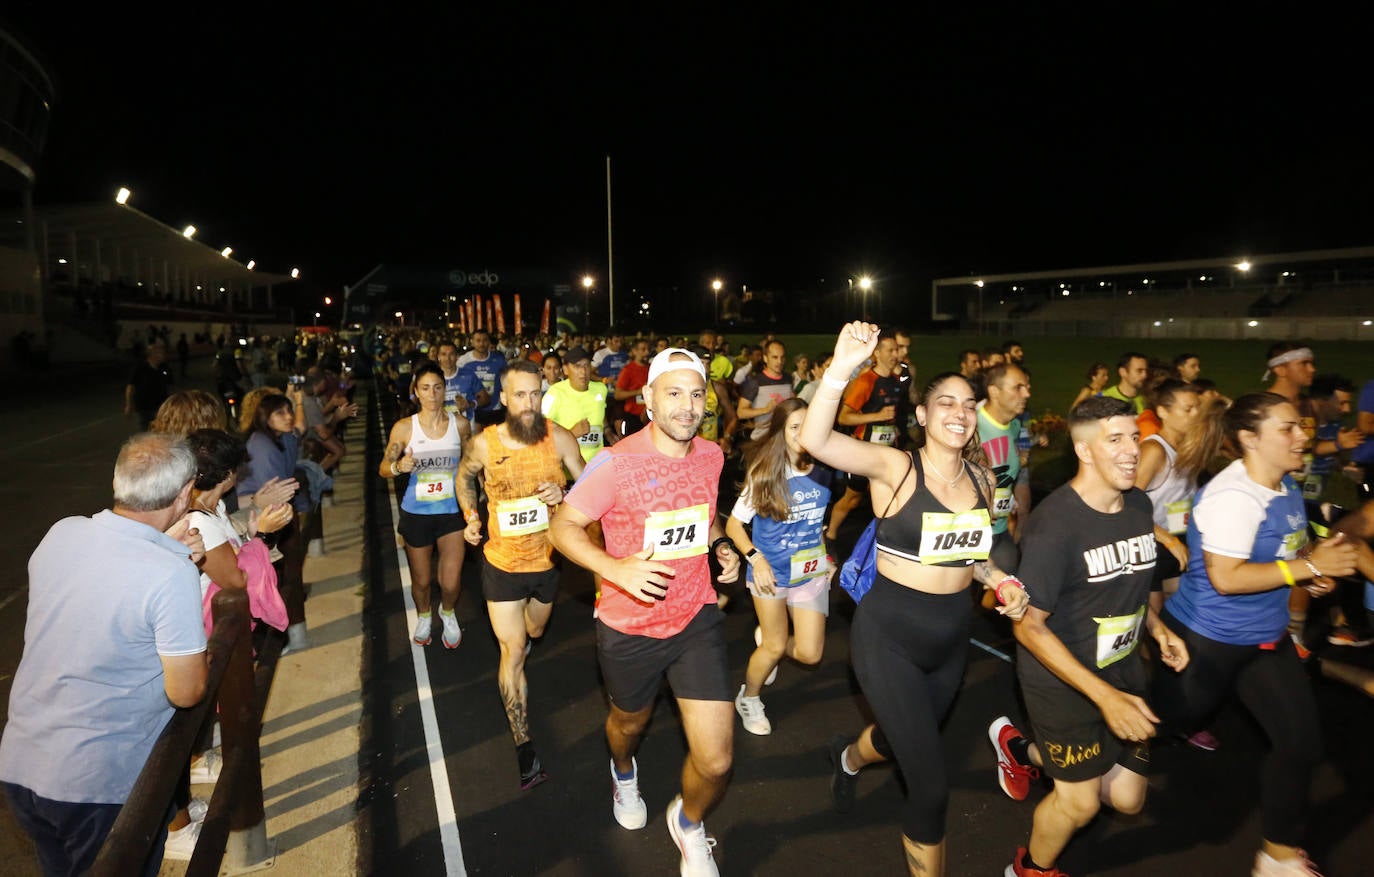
[1151,609,1320,846]
[850,573,971,844]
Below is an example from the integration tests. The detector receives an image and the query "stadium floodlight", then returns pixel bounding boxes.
[582,275,594,288]
[1247,320,1260,327]
[246,260,256,270]
[57,257,67,264]
[1364,320,1372,327]
[858,276,873,291]
[974,280,984,288]
[221,247,233,258]
[1235,260,1252,272]
[291,267,301,279]
[183,225,197,238]
[115,187,131,205]
[1153,321,1162,327]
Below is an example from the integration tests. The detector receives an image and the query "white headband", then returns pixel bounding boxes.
[1263,347,1312,381]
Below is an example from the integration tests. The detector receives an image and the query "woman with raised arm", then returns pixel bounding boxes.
[379,361,473,650]
[800,321,1029,877]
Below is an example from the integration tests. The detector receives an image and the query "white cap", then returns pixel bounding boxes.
[646,348,707,387]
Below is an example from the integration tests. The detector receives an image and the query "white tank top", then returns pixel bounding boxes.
[1142,434,1193,534]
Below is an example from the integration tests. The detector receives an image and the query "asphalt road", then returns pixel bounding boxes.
[362,394,1374,877]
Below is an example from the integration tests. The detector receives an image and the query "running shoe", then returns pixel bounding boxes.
[440,610,461,649]
[1290,633,1312,661]
[610,757,647,830]
[1182,729,1221,752]
[1251,848,1325,876]
[162,818,203,862]
[666,794,719,877]
[189,748,222,785]
[1005,847,1070,877]
[827,734,858,813]
[989,716,1039,801]
[518,743,549,791]
[412,613,433,646]
[734,684,772,736]
[754,626,778,686]
[1326,627,1374,647]
[187,797,208,824]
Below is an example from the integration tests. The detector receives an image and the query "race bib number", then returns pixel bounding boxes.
[1165,499,1192,535]
[496,496,549,536]
[480,376,496,393]
[1302,472,1324,500]
[644,504,710,560]
[1094,607,1145,669]
[578,427,603,447]
[869,425,898,446]
[917,510,993,564]
[1282,528,1308,558]
[416,472,454,502]
[993,486,1014,517]
[788,546,830,584]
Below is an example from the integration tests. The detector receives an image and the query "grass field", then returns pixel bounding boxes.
[720,332,1371,499]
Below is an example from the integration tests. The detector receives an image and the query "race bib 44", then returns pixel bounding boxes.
[1094,607,1145,669]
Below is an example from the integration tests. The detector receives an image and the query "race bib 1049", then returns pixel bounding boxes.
[496,496,549,537]
[644,504,710,560]
[917,510,993,564]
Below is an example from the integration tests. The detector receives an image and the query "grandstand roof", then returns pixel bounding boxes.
[6,202,293,287]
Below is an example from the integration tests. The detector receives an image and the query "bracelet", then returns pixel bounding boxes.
[389,460,400,477]
[463,509,480,524]
[1276,559,1296,587]
[994,575,1025,605]
[1303,559,1324,582]
[821,371,849,391]
[710,536,735,556]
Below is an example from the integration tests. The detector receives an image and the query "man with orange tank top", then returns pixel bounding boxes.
[458,360,585,791]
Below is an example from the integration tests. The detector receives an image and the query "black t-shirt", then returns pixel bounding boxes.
[740,370,795,438]
[1016,483,1157,694]
[128,360,172,416]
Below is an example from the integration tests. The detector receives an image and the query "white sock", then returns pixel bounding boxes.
[840,746,860,776]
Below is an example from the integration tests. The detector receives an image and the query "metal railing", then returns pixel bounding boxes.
[90,588,283,876]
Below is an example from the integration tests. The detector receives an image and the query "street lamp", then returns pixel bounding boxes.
[314,312,321,326]
[290,267,301,279]
[582,275,594,325]
[858,275,873,319]
[115,187,131,205]
[712,278,723,323]
[182,225,196,239]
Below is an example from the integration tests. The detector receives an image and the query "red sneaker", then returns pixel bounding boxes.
[989,716,1039,801]
[1005,847,1071,877]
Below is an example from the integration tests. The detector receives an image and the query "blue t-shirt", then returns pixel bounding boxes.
[457,352,507,413]
[730,465,833,588]
[238,430,308,513]
[0,511,206,803]
[1166,459,1308,646]
[597,351,630,384]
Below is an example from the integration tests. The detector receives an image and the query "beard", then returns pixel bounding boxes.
[652,409,704,442]
[507,409,549,444]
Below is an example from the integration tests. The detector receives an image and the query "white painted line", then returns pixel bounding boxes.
[969,636,1014,664]
[378,400,467,876]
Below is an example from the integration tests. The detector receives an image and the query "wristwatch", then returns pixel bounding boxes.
[745,548,758,562]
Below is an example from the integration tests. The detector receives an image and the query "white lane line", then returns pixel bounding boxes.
[378,400,467,877]
[969,636,1014,664]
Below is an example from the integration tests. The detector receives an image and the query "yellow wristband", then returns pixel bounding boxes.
[1276,559,1296,587]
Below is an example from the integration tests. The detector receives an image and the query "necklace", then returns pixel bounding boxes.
[921,448,964,487]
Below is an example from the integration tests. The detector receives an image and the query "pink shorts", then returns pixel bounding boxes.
[747,570,830,616]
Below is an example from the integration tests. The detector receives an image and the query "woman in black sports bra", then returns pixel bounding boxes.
[801,321,1030,877]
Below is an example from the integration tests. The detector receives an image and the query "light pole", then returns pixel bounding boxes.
[582,275,594,328]
[858,275,873,320]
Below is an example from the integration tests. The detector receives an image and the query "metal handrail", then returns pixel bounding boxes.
[89,588,282,876]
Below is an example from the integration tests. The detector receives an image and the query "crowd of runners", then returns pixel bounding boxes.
[4,319,1373,877]
[368,321,1374,877]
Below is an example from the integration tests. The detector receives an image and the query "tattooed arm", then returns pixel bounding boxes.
[377,419,414,478]
[458,432,487,545]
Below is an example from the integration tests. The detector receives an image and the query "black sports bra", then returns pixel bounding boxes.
[874,453,993,568]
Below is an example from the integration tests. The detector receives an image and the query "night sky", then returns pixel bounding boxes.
[7,7,1372,320]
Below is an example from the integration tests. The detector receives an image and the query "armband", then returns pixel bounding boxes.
[1276,559,1296,587]
[994,575,1025,605]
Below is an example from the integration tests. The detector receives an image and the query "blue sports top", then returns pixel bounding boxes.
[400,413,463,516]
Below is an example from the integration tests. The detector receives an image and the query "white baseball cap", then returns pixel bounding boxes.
[646,348,707,386]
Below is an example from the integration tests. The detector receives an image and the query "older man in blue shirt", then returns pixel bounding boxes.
[0,433,208,877]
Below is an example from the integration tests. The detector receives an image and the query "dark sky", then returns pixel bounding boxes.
[7,7,1373,318]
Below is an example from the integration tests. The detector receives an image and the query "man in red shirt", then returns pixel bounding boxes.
[613,337,652,437]
[551,348,741,877]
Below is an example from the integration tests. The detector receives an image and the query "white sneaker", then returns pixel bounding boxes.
[666,794,719,876]
[1252,849,1324,876]
[755,626,778,686]
[412,613,433,645]
[734,684,772,736]
[162,819,202,861]
[440,610,462,649]
[610,757,648,830]
[189,748,222,785]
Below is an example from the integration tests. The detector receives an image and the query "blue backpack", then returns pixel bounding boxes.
[838,453,914,603]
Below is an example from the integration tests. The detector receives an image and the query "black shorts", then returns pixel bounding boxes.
[397,509,464,548]
[482,561,559,604]
[595,604,731,712]
[1021,682,1151,783]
